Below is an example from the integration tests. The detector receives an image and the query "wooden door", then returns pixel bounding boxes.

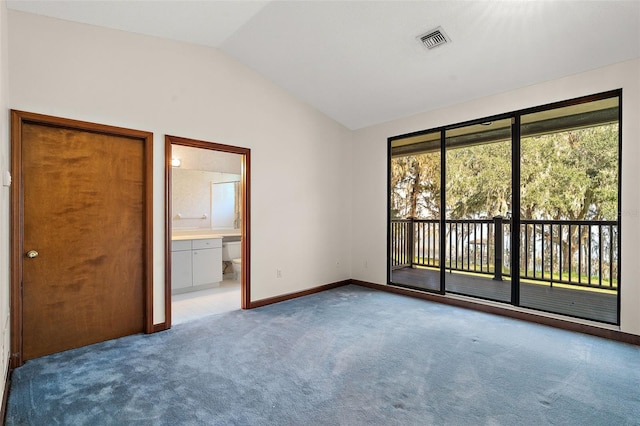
[11,111,153,363]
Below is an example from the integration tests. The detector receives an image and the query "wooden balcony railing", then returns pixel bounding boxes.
[391,217,618,290]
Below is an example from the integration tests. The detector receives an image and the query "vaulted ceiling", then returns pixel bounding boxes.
[7,1,640,130]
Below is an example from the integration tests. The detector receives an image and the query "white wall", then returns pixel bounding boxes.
[172,170,240,230]
[7,10,353,324]
[352,59,640,336]
[172,170,218,230]
[171,145,241,174]
[0,0,10,399]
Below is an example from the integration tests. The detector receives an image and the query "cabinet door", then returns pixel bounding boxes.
[171,250,193,289]
[192,248,223,286]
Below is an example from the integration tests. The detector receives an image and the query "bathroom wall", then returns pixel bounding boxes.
[172,169,240,230]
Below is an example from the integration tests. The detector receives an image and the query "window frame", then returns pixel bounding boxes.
[387,89,622,324]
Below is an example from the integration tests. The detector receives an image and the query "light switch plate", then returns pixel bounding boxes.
[3,170,11,187]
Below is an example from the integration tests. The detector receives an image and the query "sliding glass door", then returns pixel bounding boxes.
[388,91,621,324]
[390,131,441,292]
[444,119,512,302]
[518,97,620,323]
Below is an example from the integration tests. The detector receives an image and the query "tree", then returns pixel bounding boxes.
[520,124,618,221]
[391,122,618,282]
[520,124,618,277]
[390,152,440,219]
[446,140,512,219]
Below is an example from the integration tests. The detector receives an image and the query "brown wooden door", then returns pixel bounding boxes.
[17,116,150,361]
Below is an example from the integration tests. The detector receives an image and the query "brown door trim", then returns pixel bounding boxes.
[10,110,154,368]
[164,135,251,329]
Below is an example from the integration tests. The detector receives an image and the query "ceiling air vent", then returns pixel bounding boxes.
[418,27,450,50]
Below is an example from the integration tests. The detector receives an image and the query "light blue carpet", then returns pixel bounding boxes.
[6,285,640,425]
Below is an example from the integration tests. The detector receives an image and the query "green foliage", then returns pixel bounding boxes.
[390,153,440,219]
[521,125,618,220]
[391,123,618,221]
[446,140,511,219]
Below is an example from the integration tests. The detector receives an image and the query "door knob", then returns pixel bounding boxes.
[26,250,39,259]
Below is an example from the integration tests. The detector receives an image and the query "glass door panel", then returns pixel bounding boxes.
[519,97,620,323]
[389,131,442,291]
[444,119,512,302]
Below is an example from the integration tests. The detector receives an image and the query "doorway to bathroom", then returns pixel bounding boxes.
[165,135,250,327]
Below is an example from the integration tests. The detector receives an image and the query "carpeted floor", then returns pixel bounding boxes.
[6,285,640,425]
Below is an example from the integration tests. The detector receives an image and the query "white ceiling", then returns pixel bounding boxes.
[7,1,640,130]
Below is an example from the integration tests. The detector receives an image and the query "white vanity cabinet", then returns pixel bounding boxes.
[171,237,222,293]
[171,240,193,290]
[192,239,223,286]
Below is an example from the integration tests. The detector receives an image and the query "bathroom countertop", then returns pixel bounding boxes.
[171,233,222,241]
[212,229,242,238]
[171,229,241,241]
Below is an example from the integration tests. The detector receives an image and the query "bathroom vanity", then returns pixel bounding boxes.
[171,233,223,294]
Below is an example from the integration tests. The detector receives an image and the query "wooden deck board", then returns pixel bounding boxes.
[391,267,617,324]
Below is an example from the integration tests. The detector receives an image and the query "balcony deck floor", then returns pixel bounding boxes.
[391,267,618,324]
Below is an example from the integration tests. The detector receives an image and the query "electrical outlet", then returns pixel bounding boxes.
[336,261,340,269]
[364,260,368,269]
[276,269,282,278]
